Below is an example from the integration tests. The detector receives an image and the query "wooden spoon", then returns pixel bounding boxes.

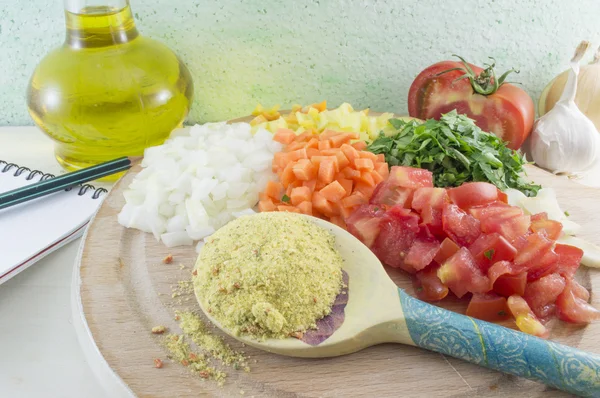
[196,214,600,397]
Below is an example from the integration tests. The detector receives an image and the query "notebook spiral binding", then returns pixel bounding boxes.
[0,160,108,199]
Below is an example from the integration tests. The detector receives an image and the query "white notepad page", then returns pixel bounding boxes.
[0,164,105,284]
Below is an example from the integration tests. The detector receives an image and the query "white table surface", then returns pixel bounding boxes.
[0,127,109,398]
[1,126,599,398]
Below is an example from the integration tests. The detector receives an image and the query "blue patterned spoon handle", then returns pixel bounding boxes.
[398,289,600,397]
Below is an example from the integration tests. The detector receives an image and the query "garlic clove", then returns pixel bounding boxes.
[531,101,600,174]
[530,41,600,175]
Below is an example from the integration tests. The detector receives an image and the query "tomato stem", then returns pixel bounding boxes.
[436,55,520,96]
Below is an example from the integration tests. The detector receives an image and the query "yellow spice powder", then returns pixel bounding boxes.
[193,212,343,340]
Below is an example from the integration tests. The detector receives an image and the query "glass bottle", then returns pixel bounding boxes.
[27,0,194,177]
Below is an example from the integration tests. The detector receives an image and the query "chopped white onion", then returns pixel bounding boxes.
[118,122,281,247]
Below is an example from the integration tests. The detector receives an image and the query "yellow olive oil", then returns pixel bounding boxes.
[27,1,193,179]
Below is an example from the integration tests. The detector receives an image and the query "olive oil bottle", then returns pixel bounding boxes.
[27,0,193,178]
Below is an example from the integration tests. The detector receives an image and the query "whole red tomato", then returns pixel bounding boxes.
[408,57,535,150]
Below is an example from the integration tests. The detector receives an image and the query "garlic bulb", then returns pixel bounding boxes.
[531,41,600,174]
[539,45,600,132]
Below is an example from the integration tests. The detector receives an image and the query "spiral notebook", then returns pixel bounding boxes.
[0,160,107,284]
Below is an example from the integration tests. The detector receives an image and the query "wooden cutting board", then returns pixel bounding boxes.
[78,145,600,397]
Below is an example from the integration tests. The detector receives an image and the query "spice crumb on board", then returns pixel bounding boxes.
[179,263,186,270]
[164,334,226,385]
[177,311,251,372]
[154,358,163,368]
[162,254,173,264]
[151,325,167,334]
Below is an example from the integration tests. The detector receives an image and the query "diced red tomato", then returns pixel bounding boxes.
[448,182,498,210]
[524,273,566,319]
[526,249,559,282]
[530,218,563,241]
[412,264,449,302]
[412,187,448,211]
[480,213,531,242]
[371,206,420,271]
[346,205,386,248]
[556,280,600,324]
[507,295,550,339]
[513,231,554,268]
[370,181,413,208]
[433,237,460,265]
[488,260,520,287]
[497,190,508,204]
[340,166,596,331]
[571,279,591,302]
[468,233,517,273]
[554,244,584,279]
[388,166,433,189]
[494,273,527,297]
[404,232,441,272]
[469,203,521,220]
[466,293,511,322]
[437,247,490,298]
[530,212,548,222]
[442,203,481,246]
[419,206,444,238]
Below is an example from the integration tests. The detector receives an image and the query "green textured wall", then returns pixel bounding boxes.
[1,0,600,126]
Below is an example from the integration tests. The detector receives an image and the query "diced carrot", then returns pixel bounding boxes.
[319,180,347,202]
[277,205,301,213]
[305,137,319,149]
[297,201,313,215]
[306,147,320,158]
[320,148,340,156]
[341,192,367,208]
[264,181,283,200]
[315,180,327,191]
[289,147,308,161]
[285,141,304,152]
[273,128,296,145]
[352,141,367,150]
[329,133,353,148]
[347,132,360,140]
[371,170,384,185]
[354,181,375,198]
[340,144,360,163]
[293,160,317,181]
[312,191,335,216]
[357,171,376,187]
[312,156,339,172]
[318,140,332,150]
[342,167,361,179]
[359,151,378,162]
[376,154,385,162]
[291,186,312,206]
[375,162,389,180]
[329,216,347,230]
[320,130,341,140]
[354,158,374,171]
[272,152,290,172]
[340,205,355,220]
[295,131,312,142]
[333,151,350,169]
[303,179,317,191]
[258,199,277,212]
[285,180,302,196]
[337,178,353,196]
[280,163,296,187]
[318,159,336,184]
[259,192,269,201]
